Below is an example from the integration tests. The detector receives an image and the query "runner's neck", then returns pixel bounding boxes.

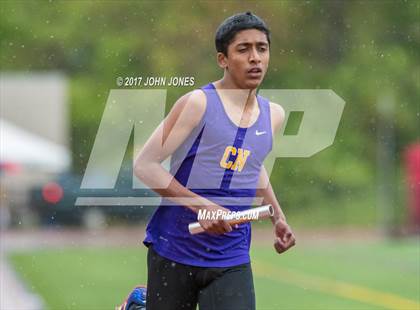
[213,79,258,110]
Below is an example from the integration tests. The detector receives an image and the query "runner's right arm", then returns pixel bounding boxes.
[134,90,232,234]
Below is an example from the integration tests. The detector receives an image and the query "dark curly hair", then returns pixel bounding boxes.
[215,11,271,56]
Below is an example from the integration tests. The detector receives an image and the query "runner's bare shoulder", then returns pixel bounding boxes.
[269,101,286,133]
[168,89,207,129]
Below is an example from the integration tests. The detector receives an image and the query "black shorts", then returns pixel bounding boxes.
[146,246,256,310]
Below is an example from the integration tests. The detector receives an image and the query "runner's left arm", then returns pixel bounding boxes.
[254,102,296,254]
[256,166,296,254]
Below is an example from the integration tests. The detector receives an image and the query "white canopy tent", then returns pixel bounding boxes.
[0,118,71,172]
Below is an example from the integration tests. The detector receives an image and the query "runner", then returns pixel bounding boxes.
[134,11,296,310]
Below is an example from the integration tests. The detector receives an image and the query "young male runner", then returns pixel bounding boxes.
[134,12,296,310]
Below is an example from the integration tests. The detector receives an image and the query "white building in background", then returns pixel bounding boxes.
[0,72,69,147]
[0,72,70,228]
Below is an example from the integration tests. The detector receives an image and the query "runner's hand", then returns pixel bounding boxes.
[197,205,233,235]
[273,218,296,254]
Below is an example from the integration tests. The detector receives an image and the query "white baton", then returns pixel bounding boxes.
[188,204,274,235]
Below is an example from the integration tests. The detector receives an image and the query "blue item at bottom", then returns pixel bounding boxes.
[117,285,146,310]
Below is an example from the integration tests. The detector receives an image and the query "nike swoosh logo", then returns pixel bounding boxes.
[255,130,266,136]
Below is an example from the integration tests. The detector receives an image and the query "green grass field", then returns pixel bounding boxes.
[9,238,420,310]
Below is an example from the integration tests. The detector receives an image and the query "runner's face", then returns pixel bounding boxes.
[220,29,270,89]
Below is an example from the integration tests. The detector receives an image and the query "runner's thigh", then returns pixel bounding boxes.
[198,263,255,310]
[146,246,198,310]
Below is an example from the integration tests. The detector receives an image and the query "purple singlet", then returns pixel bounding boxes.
[143,83,273,267]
